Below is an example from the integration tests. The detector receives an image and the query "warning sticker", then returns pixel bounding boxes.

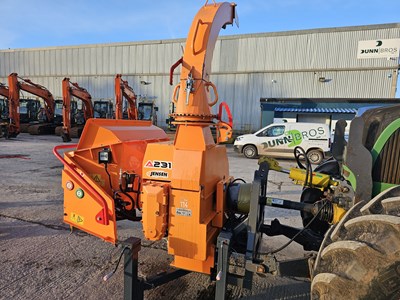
[70,212,84,225]
[91,174,105,187]
[176,208,192,217]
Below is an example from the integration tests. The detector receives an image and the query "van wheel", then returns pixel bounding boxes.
[243,145,257,159]
[307,149,323,164]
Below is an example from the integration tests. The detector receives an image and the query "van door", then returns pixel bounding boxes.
[255,124,291,156]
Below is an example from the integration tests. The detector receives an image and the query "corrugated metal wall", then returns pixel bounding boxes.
[1,24,399,131]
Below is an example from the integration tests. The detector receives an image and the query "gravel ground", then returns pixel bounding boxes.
[0,133,311,299]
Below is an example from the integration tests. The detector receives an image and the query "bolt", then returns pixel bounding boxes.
[155,211,160,216]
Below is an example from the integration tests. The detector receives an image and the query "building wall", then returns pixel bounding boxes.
[1,23,399,130]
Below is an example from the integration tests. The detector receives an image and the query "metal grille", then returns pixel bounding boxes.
[373,128,400,184]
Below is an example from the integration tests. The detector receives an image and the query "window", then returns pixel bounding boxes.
[257,125,285,137]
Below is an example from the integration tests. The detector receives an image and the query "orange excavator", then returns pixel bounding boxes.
[61,78,94,142]
[115,74,138,120]
[8,73,61,135]
[0,83,10,138]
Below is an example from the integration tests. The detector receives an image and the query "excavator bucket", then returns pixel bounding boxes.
[54,118,169,244]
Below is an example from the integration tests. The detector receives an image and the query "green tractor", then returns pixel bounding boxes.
[309,104,400,299]
[218,104,400,299]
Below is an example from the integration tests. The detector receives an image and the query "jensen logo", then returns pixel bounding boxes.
[147,171,168,178]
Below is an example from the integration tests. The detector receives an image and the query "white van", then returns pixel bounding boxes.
[233,123,331,164]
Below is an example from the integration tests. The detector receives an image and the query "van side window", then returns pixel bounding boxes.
[257,125,285,137]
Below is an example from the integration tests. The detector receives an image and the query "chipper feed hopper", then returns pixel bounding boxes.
[55,2,399,299]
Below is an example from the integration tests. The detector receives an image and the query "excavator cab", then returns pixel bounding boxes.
[138,101,157,125]
[19,99,41,123]
[18,99,41,133]
[0,98,8,119]
[94,100,114,119]
[0,98,8,138]
[53,99,64,126]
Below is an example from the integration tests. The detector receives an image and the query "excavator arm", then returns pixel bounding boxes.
[62,78,94,142]
[115,74,138,120]
[7,74,21,135]
[0,83,9,98]
[8,73,55,124]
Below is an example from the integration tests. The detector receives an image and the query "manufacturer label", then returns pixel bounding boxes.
[176,208,192,217]
[147,171,169,178]
[144,160,172,169]
[70,212,84,225]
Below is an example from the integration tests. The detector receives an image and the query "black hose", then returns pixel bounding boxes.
[104,163,113,191]
[294,146,313,187]
[258,201,328,255]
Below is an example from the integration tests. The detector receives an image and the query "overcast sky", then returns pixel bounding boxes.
[1,0,399,49]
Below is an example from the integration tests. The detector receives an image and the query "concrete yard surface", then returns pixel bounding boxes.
[1,134,311,299]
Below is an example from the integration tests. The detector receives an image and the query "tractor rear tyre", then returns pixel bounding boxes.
[311,186,400,300]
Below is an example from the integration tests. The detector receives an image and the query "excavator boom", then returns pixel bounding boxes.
[115,74,138,120]
[7,74,21,136]
[61,78,94,142]
[8,73,55,124]
[8,73,58,135]
[0,83,9,98]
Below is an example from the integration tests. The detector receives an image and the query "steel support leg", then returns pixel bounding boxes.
[215,231,232,300]
[124,237,143,300]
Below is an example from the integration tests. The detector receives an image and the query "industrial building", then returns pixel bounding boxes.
[1,23,399,132]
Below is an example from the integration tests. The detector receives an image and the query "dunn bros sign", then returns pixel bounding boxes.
[357,38,400,59]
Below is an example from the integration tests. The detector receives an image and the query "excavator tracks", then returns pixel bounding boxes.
[28,123,56,135]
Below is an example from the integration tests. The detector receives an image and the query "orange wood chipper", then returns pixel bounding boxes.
[55,1,400,299]
[54,1,236,293]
